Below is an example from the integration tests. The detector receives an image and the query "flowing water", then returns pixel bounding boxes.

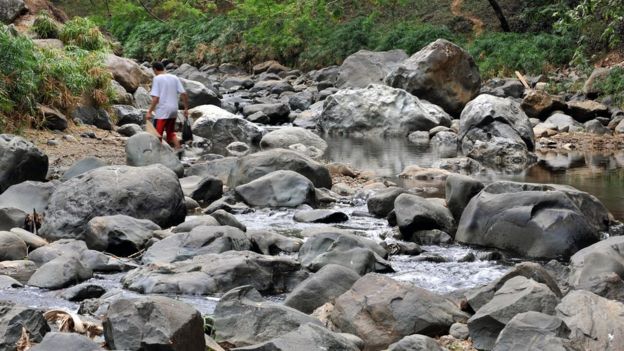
[1,136,621,316]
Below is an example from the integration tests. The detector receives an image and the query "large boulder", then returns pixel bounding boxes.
[0,134,48,194]
[30,332,104,351]
[28,239,129,273]
[179,175,223,204]
[459,94,536,171]
[214,286,322,347]
[330,274,469,350]
[468,276,560,350]
[0,208,26,231]
[260,127,327,158]
[567,236,624,301]
[366,187,407,218]
[112,105,143,126]
[40,165,186,242]
[27,255,93,290]
[0,232,27,261]
[84,215,160,256]
[284,264,361,314]
[298,230,391,275]
[126,132,184,177]
[186,156,237,183]
[232,323,361,351]
[103,296,205,351]
[191,105,263,154]
[556,290,624,350]
[0,301,50,351]
[104,54,151,93]
[122,251,305,295]
[228,149,331,189]
[492,312,575,351]
[336,49,408,88]
[180,77,221,108]
[387,335,446,351]
[394,194,455,238]
[0,0,26,24]
[71,105,113,130]
[319,84,452,136]
[235,170,317,208]
[242,103,291,125]
[445,174,484,220]
[0,181,56,214]
[142,225,251,264]
[61,157,106,181]
[455,181,610,259]
[385,39,481,116]
[173,63,218,94]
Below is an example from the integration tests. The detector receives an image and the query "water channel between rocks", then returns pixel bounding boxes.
[1,136,621,316]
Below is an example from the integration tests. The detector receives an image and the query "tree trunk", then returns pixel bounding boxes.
[487,0,511,32]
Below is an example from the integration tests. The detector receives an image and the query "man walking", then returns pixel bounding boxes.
[145,62,189,150]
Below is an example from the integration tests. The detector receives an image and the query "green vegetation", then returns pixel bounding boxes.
[60,17,109,51]
[0,25,114,133]
[592,67,624,107]
[32,11,61,39]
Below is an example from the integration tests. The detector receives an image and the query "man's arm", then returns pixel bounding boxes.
[181,93,189,118]
[146,96,159,121]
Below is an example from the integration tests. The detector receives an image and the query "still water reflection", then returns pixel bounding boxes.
[323,136,624,220]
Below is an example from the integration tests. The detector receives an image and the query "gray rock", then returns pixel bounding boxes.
[180,77,221,108]
[246,229,303,255]
[331,273,469,350]
[27,255,93,290]
[394,193,455,238]
[191,105,263,154]
[126,132,184,177]
[0,180,56,214]
[84,215,160,256]
[260,127,327,156]
[60,284,106,302]
[232,323,360,351]
[142,225,251,264]
[40,165,186,241]
[0,134,48,194]
[584,119,611,135]
[0,260,37,284]
[367,187,407,218]
[61,157,106,181]
[566,100,609,123]
[431,131,458,158]
[567,236,624,301]
[0,301,49,351]
[468,276,560,350]
[110,80,134,105]
[0,207,26,231]
[174,63,219,94]
[0,275,22,289]
[433,157,484,175]
[186,156,237,184]
[0,0,26,24]
[112,105,143,126]
[214,286,322,347]
[117,123,143,137]
[298,231,391,275]
[385,39,480,116]
[408,130,430,145]
[387,334,446,351]
[228,149,332,189]
[133,86,151,109]
[480,78,525,99]
[28,239,129,273]
[616,118,624,133]
[30,332,104,351]
[445,174,484,220]
[492,312,574,351]
[0,232,27,260]
[242,103,290,125]
[71,105,113,130]
[288,91,315,111]
[545,113,582,132]
[103,296,205,351]
[459,94,536,171]
[104,54,151,94]
[235,170,317,208]
[336,49,408,89]
[179,175,223,204]
[284,264,360,314]
[122,251,305,295]
[556,290,624,351]
[456,181,609,259]
[408,229,453,245]
[293,209,348,223]
[319,84,452,136]
[450,322,470,340]
[211,209,246,231]
[172,216,220,233]
[38,105,68,131]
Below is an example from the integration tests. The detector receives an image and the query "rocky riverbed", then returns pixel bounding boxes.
[1,38,624,351]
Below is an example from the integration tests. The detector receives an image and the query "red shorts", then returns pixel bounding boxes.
[154,118,177,143]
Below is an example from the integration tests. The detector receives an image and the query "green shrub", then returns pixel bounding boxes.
[32,11,60,39]
[60,17,109,51]
[592,67,624,107]
[468,32,575,78]
[374,22,458,54]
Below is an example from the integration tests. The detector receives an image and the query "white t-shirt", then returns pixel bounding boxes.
[150,74,186,120]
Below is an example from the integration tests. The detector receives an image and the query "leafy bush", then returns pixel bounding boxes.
[374,22,458,54]
[60,17,109,51]
[592,67,624,107]
[0,26,114,133]
[468,32,575,78]
[32,11,60,39]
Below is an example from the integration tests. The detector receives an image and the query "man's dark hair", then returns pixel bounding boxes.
[152,61,165,71]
